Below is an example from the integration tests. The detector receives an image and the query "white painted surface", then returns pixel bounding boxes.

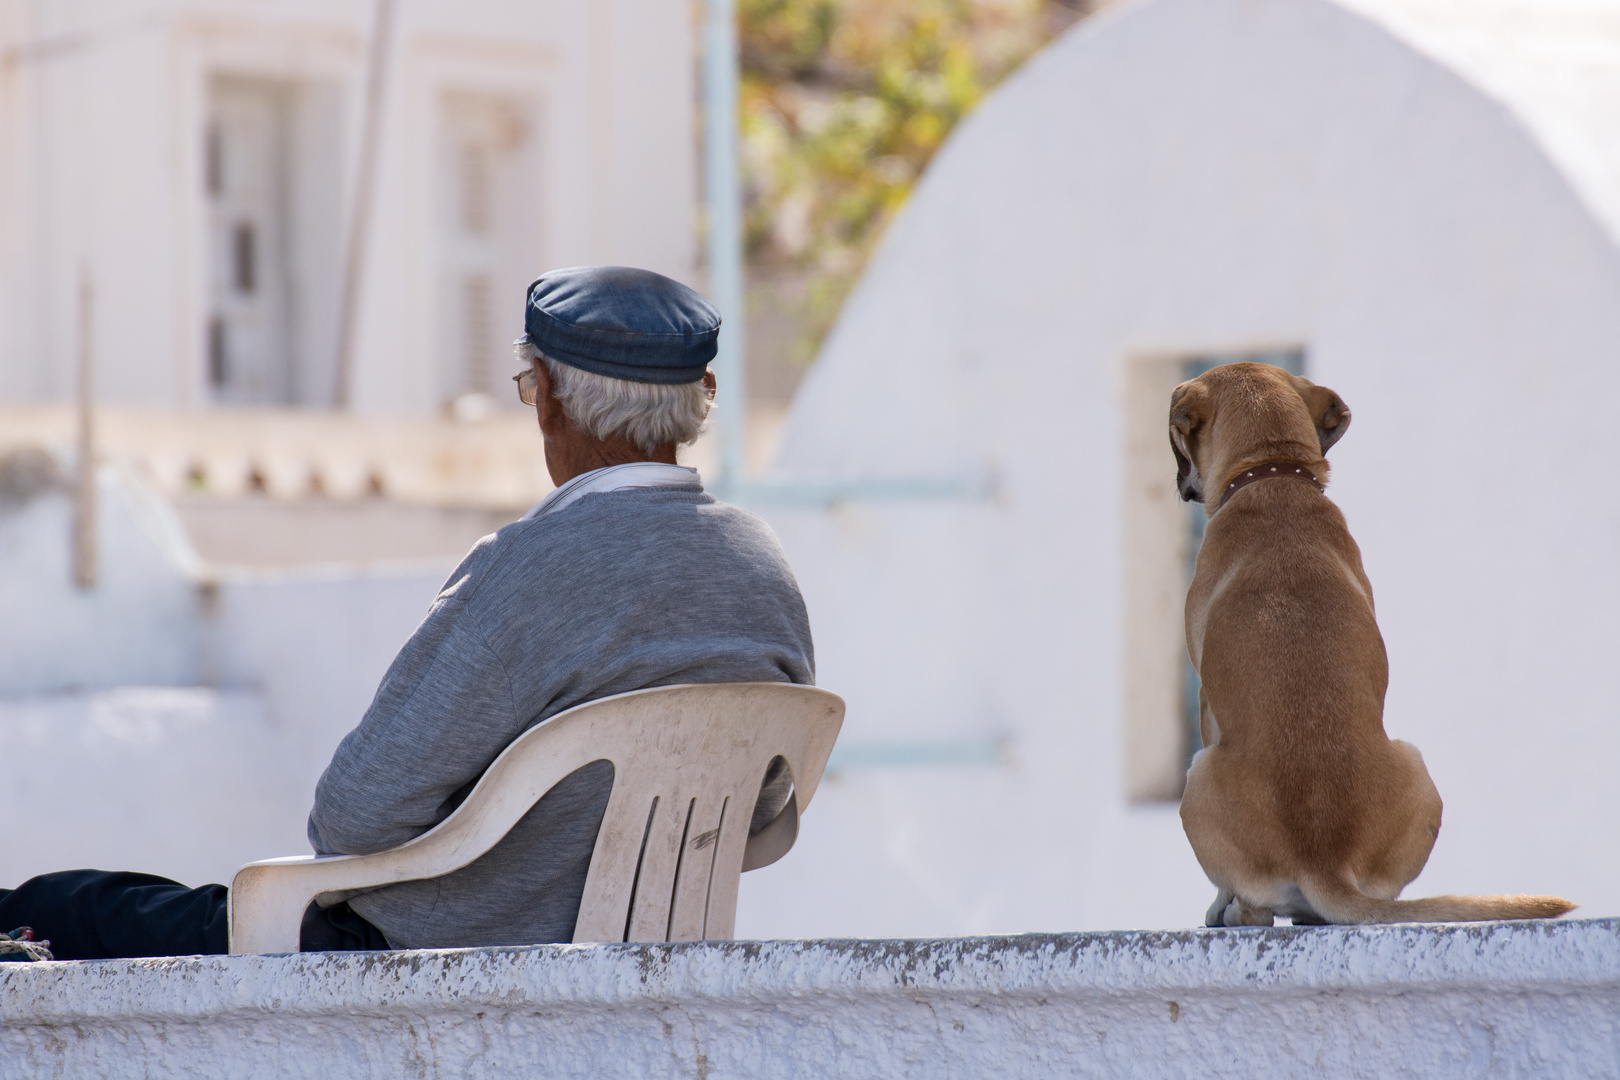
[0,460,205,694]
[0,462,449,889]
[0,687,304,889]
[736,0,1620,939]
[2,919,1615,1078]
[1335,0,1620,247]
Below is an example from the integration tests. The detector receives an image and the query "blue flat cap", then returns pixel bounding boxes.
[521,266,721,384]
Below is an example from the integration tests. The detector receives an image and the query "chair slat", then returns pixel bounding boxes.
[626,791,688,941]
[668,793,728,941]
[701,787,755,940]
[573,775,656,943]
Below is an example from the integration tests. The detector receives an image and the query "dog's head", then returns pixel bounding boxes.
[1168,364,1351,504]
[1168,380,1209,503]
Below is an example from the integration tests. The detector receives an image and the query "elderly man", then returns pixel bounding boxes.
[0,266,814,958]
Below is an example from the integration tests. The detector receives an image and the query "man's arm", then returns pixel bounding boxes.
[307,590,521,856]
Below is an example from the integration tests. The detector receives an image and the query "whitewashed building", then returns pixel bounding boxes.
[0,0,701,887]
[2,2,1619,1072]
[739,0,1620,936]
[0,0,697,414]
[5,0,1620,950]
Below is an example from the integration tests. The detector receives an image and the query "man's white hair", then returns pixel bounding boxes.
[516,341,710,454]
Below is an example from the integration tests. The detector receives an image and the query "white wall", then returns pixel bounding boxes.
[0,687,310,887]
[0,459,448,888]
[3,919,1615,1078]
[0,460,204,694]
[734,0,1620,939]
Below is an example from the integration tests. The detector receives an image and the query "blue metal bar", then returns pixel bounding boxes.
[825,738,1009,775]
[726,469,998,508]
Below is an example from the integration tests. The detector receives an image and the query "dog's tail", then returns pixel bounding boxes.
[1299,875,1575,924]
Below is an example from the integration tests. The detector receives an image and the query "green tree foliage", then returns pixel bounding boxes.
[738,0,1087,355]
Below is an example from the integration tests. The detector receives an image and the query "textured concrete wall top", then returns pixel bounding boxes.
[2,919,1616,1078]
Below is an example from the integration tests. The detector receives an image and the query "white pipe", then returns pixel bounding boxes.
[703,0,746,486]
[73,266,97,590]
[333,0,399,410]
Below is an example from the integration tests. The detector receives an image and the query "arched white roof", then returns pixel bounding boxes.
[1338,0,1620,245]
[777,0,1620,477]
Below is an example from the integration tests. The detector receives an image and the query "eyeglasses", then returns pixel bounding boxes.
[512,366,538,407]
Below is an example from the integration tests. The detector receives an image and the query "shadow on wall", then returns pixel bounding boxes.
[0,446,206,693]
[0,446,449,887]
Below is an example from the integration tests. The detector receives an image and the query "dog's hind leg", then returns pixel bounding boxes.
[1278,883,1328,925]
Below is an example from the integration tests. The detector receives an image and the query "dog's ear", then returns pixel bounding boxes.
[1169,382,1206,503]
[1297,381,1352,454]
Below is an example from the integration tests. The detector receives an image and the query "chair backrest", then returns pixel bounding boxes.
[228,682,844,953]
[568,682,842,942]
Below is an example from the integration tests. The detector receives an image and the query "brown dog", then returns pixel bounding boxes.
[1170,363,1573,926]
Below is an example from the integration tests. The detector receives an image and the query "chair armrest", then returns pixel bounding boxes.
[230,702,622,954]
[229,850,436,955]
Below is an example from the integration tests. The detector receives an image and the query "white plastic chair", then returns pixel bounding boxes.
[228,682,844,955]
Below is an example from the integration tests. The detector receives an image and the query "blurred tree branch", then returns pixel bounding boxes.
[738,0,1091,364]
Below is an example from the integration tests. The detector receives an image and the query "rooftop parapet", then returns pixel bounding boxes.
[0,406,553,509]
[2,918,1615,1077]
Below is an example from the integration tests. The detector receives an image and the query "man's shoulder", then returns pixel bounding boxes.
[593,487,788,551]
[481,487,790,579]
[525,485,775,537]
[434,530,507,603]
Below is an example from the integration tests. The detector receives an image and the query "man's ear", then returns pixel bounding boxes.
[532,357,569,434]
[1295,380,1352,453]
[1169,382,1206,503]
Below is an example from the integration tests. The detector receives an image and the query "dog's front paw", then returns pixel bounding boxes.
[1206,889,1235,927]
[1222,897,1275,927]
[1221,897,1244,927]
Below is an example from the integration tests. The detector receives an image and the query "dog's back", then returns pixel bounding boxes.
[1173,364,1572,926]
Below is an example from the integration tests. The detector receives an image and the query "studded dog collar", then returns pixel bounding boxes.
[1218,461,1323,509]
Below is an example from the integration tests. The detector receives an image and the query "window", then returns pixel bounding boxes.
[206,78,294,405]
[1122,347,1306,801]
[203,75,342,408]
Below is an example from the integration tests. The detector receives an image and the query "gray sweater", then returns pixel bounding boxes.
[306,483,815,949]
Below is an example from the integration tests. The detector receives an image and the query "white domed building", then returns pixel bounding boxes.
[736,0,1620,936]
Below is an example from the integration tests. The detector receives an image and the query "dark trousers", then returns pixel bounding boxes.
[0,869,390,960]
